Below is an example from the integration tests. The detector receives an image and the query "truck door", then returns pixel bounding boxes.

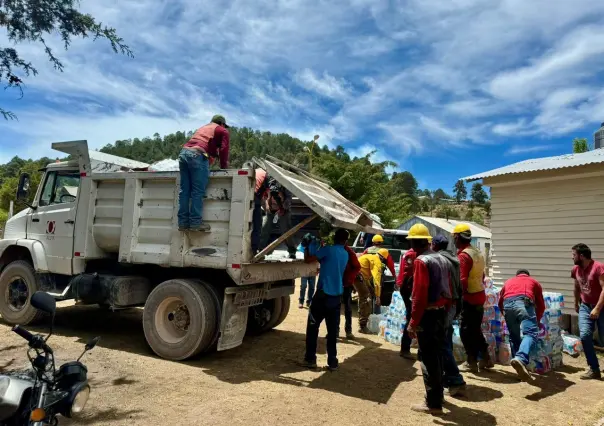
[27,170,80,275]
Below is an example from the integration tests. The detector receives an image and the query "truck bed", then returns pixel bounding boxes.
[74,157,383,286]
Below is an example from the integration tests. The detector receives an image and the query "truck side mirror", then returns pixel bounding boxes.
[16,173,31,201]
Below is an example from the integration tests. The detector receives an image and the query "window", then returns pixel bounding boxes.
[38,171,80,207]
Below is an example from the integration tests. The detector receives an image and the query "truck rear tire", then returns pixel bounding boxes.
[0,260,43,325]
[143,279,218,361]
[273,296,291,329]
[246,297,283,335]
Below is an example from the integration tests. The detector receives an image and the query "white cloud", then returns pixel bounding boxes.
[2,0,604,164]
[293,69,352,101]
[505,145,555,156]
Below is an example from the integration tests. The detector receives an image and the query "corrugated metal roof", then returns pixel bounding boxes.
[89,150,149,172]
[415,216,492,239]
[462,148,604,182]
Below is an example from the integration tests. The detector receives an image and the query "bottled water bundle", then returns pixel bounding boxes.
[379,291,417,347]
[526,292,566,373]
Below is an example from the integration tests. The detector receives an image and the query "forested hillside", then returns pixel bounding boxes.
[0,127,489,230]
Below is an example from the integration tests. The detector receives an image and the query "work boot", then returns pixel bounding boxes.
[358,326,372,334]
[345,331,355,340]
[299,359,318,369]
[580,369,602,380]
[400,350,414,360]
[410,402,443,415]
[510,358,531,382]
[190,223,211,232]
[459,361,479,374]
[298,303,304,309]
[445,384,466,397]
[479,356,495,371]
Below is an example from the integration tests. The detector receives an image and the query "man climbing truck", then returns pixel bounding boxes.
[0,141,383,361]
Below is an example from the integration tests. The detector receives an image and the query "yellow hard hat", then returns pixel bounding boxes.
[452,223,472,235]
[372,234,384,244]
[406,224,432,241]
[377,248,389,259]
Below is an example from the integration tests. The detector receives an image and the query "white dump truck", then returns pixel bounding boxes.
[0,140,383,361]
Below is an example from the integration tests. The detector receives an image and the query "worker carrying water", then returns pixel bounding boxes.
[178,114,230,232]
[405,224,452,414]
[362,234,396,277]
[498,269,545,382]
[453,223,494,373]
[355,248,390,334]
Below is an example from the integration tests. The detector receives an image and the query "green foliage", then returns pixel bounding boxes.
[572,137,590,154]
[483,200,492,217]
[453,180,467,203]
[434,205,460,220]
[1,0,132,119]
[433,188,450,201]
[470,182,489,204]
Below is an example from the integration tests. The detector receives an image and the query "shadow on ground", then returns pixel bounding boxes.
[1,303,415,404]
[60,408,144,425]
[466,364,580,402]
[435,402,499,426]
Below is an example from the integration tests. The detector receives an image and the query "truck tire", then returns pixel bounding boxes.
[246,297,283,335]
[0,260,43,325]
[143,279,218,361]
[273,296,291,329]
[197,281,223,353]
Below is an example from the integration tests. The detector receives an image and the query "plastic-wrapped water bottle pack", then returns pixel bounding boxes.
[376,291,417,347]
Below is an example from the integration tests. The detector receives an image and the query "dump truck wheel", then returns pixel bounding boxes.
[0,260,43,325]
[273,296,291,329]
[246,297,283,335]
[197,281,223,353]
[143,279,217,361]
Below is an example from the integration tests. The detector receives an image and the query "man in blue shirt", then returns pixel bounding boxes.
[302,228,350,371]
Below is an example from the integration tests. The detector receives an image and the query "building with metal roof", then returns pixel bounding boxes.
[461,148,604,314]
[398,215,492,260]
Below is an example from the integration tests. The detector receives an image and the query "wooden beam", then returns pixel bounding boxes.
[252,214,319,262]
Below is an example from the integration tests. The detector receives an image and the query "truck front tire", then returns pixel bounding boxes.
[142,279,218,361]
[0,261,43,325]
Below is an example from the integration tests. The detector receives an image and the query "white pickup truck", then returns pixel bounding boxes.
[0,141,383,361]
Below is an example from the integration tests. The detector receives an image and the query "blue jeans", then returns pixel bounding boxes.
[443,306,465,387]
[299,277,316,305]
[305,291,341,368]
[503,296,539,365]
[579,302,604,372]
[178,149,210,228]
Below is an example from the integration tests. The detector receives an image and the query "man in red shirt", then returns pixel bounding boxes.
[178,115,230,232]
[453,223,493,373]
[362,234,396,277]
[342,245,361,339]
[396,249,416,358]
[571,243,604,379]
[499,269,545,381]
[406,224,451,414]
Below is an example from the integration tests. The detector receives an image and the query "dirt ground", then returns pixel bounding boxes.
[2,283,604,426]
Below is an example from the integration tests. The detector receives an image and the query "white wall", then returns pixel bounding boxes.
[487,172,604,313]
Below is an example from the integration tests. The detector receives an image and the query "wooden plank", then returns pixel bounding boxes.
[252,214,318,262]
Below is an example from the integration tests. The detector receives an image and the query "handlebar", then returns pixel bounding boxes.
[12,325,53,354]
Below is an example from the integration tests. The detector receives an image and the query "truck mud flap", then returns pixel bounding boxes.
[217,286,267,351]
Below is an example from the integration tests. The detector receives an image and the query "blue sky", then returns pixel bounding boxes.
[2,0,604,191]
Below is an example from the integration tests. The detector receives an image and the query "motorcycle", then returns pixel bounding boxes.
[0,291,99,425]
